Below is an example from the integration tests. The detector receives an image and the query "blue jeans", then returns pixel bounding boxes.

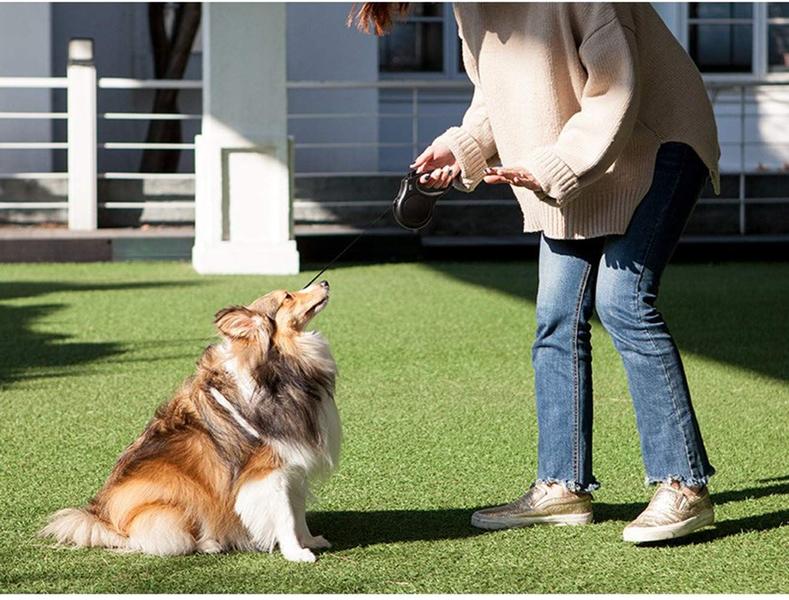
[533,142,715,492]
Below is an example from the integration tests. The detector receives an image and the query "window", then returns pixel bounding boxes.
[378,3,465,77]
[379,4,444,73]
[688,3,754,73]
[768,3,789,72]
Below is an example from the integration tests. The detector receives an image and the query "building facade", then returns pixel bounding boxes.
[0,2,787,238]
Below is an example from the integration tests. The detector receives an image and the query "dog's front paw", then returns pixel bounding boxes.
[197,539,222,554]
[303,535,331,550]
[281,547,316,563]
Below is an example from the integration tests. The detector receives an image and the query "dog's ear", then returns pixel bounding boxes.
[248,294,282,321]
[214,306,267,340]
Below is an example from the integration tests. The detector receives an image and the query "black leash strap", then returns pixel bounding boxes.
[302,205,392,289]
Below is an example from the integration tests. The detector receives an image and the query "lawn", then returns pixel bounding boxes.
[0,260,786,593]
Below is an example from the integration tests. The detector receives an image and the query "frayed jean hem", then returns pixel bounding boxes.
[645,471,714,489]
[536,478,601,493]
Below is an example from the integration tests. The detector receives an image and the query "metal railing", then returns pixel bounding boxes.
[0,39,201,229]
[0,76,69,182]
[0,41,787,235]
[97,76,200,182]
[287,79,789,236]
[288,79,471,177]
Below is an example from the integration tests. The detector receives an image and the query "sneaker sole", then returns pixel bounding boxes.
[471,511,593,530]
[622,508,715,543]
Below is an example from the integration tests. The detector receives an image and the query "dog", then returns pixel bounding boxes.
[41,281,340,562]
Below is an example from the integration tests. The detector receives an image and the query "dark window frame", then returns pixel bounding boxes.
[378,3,466,80]
[687,2,756,75]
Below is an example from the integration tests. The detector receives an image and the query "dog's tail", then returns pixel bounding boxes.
[40,507,127,549]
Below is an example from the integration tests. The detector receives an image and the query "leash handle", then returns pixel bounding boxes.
[302,205,392,289]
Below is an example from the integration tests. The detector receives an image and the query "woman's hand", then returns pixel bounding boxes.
[410,143,461,189]
[483,167,543,192]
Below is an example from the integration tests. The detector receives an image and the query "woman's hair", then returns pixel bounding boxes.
[347,3,410,36]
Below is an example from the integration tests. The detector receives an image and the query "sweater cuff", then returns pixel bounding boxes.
[523,147,581,207]
[433,127,488,192]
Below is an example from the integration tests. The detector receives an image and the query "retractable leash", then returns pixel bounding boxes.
[302,205,391,289]
[302,170,451,288]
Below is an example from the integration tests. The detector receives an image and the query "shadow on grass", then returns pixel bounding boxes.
[0,280,196,387]
[307,481,788,550]
[308,508,483,550]
[757,475,789,483]
[426,261,788,382]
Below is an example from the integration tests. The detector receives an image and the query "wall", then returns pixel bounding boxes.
[286,2,379,174]
[0,2,52,173]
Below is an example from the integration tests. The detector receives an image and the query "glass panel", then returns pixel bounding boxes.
[768,3,789,19]
[409,3,443,18]
[689,24,752,72]
[690,3,753,19]
[379,22,443,72]
[769,25,789,71]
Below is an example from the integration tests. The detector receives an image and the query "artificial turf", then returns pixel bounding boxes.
[0,260,786,593]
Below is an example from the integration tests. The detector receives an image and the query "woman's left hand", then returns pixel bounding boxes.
[483,167,543,192]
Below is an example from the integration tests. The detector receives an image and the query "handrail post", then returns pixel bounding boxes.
[67,38,97,230]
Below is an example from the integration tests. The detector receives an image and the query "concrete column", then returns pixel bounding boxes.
[193,2,299,275]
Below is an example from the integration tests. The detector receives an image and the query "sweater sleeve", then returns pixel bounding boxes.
[523,18,640,207]
[432,41,498,193]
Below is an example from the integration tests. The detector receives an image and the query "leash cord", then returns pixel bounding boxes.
[302,205,392,288]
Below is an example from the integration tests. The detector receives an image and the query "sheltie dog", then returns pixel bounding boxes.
[41,281,340,562]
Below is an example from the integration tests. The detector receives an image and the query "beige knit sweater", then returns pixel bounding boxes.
[433,3,720,239]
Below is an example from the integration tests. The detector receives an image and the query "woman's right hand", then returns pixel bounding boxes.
[410,142,460,189]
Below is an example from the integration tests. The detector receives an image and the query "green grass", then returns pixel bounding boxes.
[0,260,787,593]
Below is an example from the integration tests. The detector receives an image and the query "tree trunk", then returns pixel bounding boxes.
[140,3,201,173]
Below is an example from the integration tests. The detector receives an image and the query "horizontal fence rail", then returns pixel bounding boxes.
[0,77,67,88]
[101,112,201,121]
[98,78,202,90]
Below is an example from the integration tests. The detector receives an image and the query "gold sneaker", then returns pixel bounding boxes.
[623,483,714,543]
[471,483,593,530]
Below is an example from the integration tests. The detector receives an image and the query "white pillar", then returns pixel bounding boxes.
[192,2,299,275]
[67,38,97,231]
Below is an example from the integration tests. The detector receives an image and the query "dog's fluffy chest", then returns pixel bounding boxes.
[222,331,340,477]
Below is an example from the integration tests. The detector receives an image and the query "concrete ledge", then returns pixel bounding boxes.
[0,227,193,262]
[0,226,786,264]
[0,237,111,262]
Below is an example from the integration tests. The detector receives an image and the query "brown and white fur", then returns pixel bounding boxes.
[41,281,340,562]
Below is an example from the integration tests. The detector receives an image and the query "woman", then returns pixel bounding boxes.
[352,3,718,543]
